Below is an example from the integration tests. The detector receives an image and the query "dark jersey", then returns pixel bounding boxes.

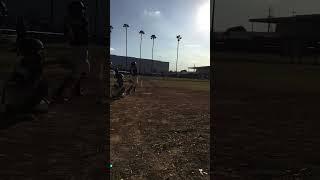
[0,1,7,26]
[115,73,123,87]
[64,16,88,46]
[130,65,137,76]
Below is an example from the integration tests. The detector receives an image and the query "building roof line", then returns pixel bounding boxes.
[188,66,210,69]
[110,54,169,63]
[249,14,320,23]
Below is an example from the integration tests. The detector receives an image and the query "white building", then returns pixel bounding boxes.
[110,55,169,74]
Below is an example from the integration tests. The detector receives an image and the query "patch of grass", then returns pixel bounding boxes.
[143,76,209,92]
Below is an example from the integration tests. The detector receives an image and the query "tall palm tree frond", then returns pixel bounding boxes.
[139,30,145,34]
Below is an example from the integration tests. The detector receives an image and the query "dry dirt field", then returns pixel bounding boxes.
[0,39,210,179]
[110,77,210,179]
[0,42,108,179]
[214,61,320,180]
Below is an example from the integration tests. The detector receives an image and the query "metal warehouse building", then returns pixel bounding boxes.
[110,55,169,74]
[1,0,108,44]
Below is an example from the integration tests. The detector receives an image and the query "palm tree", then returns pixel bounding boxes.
[150,34,157,73]
[123,24,129,70]
[139,30,145,74]
[109,25,113,48]
[109,25,113,33]
[109,25,113,56]
[176,35,182,75]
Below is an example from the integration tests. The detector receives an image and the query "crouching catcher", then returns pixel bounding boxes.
[1,38,49,115]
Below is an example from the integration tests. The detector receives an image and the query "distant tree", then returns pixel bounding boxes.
[139,30,145,74]
[176,35,182,75]
[109,25,113,48]
[150,34,157,73]
[123,24,129,70]
[109,25,113,33]
[150,34,157,60]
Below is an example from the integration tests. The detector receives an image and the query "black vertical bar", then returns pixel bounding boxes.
[50,0,54,24]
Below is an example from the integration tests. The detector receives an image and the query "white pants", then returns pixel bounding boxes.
[130,76,138,87]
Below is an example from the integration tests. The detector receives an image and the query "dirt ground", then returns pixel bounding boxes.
[110,78,210,179]
[0,75,108,179]
[214,61,320,179]
[0,37,210,179]
[0,42,109,179]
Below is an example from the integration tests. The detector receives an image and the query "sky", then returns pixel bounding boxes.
[215,0,320,32]
[110,0,210,71]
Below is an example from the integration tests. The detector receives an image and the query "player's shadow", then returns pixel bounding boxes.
[0,113,35,130]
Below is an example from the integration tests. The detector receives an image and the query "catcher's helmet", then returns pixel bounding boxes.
[19,38,44,56]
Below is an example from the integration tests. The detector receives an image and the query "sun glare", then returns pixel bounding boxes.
[197,1,210,32]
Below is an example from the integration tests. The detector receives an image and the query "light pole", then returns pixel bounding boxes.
[123,24,129,70]
[139,30,145,74]
[176,35,182,75]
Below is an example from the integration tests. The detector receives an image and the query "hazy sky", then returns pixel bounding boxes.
[215,0,320,32]
[110,0,210,71]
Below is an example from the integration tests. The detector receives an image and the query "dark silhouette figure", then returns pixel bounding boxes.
[65,1,88,46]
[1,38,49,115]
[54,1,89,102]
[112,68,125,98]
[0,0,8,27]
[127,62,138,94]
